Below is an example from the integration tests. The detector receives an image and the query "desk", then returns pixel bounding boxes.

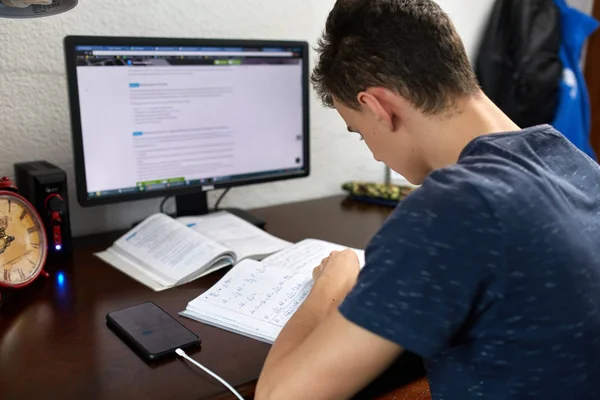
[0,195,429,400]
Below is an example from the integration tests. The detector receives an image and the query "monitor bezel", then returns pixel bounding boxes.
[64,35,310,207]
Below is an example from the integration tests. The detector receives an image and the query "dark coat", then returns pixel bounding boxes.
[475,0,563,128]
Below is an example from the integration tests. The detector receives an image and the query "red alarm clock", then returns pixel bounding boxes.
[0,177,48,306]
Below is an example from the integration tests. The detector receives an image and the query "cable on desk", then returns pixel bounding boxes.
[159,196,172,214]
[214,188,230,211]
[175,348,244,400]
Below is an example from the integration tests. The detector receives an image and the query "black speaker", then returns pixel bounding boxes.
[14,161,72,263]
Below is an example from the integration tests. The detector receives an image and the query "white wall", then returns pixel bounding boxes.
[567,0,595,67]
[0,0,496,236]
[569,0,595,14]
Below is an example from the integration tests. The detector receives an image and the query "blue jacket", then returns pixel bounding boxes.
[552,0,599,160]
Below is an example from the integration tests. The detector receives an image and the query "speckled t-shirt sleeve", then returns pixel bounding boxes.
[339,173,505,359]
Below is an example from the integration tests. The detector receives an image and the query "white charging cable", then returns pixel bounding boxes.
[175,348,244,400]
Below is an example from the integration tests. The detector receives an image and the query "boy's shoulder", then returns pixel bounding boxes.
[382,124,600,261]
[374,166,501,261]
[391,160,496,226]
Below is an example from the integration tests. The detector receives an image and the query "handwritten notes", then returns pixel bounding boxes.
[181,239,365,343]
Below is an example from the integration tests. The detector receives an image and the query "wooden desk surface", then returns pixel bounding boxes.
[0,195,429,400]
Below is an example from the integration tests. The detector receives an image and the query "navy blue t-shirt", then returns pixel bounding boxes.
[339,125,600,399]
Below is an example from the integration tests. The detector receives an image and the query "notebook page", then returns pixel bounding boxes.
[181,306,279,343]
[177,211,292,261]
[261,238,366,272]
[185,259,312,343]
[113,213,233,283]
[182,239,365,342]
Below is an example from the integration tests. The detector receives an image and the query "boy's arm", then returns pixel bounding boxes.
[255,250,404,400]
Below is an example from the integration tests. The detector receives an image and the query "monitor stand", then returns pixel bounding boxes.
[175,191,266,229]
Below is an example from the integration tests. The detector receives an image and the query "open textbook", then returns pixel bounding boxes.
[180,239,365,344]
[95,211,292,291]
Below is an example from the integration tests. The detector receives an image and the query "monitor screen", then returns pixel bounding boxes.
[64,36,309,206]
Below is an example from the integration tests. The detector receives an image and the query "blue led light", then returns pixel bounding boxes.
[55,245,62,251]
[57,272,65,286]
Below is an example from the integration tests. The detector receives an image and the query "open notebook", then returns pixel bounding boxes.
[180,239,365,343]
[95,211,292,291]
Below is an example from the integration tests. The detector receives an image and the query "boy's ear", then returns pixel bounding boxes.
[357,88,397,132]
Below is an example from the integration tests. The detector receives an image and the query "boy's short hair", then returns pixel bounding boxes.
[311,0,481,114]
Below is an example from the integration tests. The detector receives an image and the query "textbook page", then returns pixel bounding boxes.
[101,213,234,287]
[177,211,292,261]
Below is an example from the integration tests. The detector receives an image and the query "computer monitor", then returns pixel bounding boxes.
[64,35,310,220]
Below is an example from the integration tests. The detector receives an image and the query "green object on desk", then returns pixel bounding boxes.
[342,181,416,206]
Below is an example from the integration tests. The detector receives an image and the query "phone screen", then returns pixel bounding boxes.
[107,302,199,359]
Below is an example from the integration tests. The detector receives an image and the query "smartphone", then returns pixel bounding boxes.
[106,302,200,361]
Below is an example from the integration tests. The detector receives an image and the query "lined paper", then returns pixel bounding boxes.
[181,239,365,343]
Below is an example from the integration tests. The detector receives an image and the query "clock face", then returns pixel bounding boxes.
[0,193,47,288]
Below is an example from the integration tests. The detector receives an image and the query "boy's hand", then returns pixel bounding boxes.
[312,249,360,296]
